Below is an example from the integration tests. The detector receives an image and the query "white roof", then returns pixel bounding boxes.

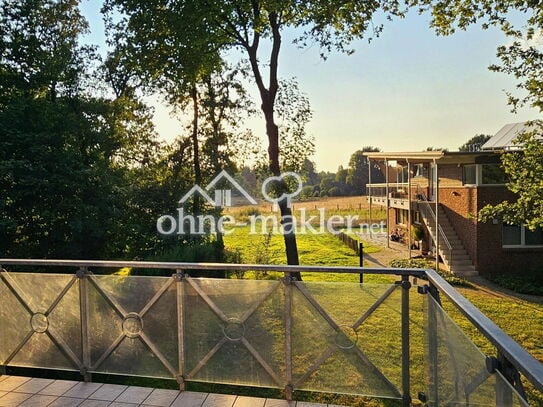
[482,122,540,150]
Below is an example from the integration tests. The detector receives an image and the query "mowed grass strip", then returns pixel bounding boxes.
[224,225,392,284]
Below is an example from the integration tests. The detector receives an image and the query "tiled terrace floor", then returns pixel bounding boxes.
[0,376,344,407]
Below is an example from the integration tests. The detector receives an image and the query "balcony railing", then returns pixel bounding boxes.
[367,183,410,199]
[0,259,541,406]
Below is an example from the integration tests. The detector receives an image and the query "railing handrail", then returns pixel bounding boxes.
[1,258,542,396]
[366,182,409,188]
[416,188,453,255]
[425,268,543,394]
[0,258,425,276]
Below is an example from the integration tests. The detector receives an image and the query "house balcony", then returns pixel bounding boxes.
[0,259,541,407]
[366,183,414,209]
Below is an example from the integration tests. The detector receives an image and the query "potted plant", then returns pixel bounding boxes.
[411,224,425,252]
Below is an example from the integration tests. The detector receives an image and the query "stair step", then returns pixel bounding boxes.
[441,254,471,261]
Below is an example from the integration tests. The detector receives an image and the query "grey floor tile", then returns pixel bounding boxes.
[202,393,236,407]
[171,391,207,407]
[88,384,128,401]
[79,400,110,407]
[115,386,153,404]
[40,380,79,396]
[108,403,139,407]
[0,377,8,383]
[63,383,103,399]
[14,378,55,394]
[47,397,85,407]
[0,376,32,391]
[263,400,295,407]
[233,396,266,407]
[296,403,327,407]
[0,391,32,406]
[19,394,58,406]
[142,389,180,406]
[0,391,6,398]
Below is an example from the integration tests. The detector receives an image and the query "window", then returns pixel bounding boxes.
[481,164,506,185]
[414,164,426,178]
[463,164,507,185]
[396,209,409,225]
[463,164,477,185]
[502,224,543,247]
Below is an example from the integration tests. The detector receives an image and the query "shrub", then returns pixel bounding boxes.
[389,258,473,287]
[132,240,226,277]
[487,274,543,296]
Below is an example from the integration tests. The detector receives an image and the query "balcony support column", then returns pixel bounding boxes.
[407,160,412,260]
[368,157,372,239]
[434,160,439,272]
[385,159,390,248]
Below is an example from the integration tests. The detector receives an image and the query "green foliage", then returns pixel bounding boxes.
[0,0,212,262]
[479,123,543,230]
[487,273,543,296]
[411,224,425,241]
[389,258,473,287]
[131,240,226,277]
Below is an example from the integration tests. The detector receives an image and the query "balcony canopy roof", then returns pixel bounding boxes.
[362,150,500,165]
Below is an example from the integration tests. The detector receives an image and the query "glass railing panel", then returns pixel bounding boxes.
[87,275,178,378]
[183,278,285,388]
[426,295,529,406]
[0,272,80,370]
[291,282,402,398]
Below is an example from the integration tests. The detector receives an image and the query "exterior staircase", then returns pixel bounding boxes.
[419,202,478,277]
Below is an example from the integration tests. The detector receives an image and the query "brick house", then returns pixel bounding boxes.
[363,123,543,277]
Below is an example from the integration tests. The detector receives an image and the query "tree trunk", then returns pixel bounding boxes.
[245,12,301,280]
[190,84,201,215]
[262,97,302,280]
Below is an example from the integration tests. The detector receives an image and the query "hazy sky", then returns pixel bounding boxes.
[80,1,539,172]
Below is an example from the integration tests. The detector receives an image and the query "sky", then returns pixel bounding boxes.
[79,1,540,172]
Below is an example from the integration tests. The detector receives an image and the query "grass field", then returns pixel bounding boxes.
[223,223,543,406]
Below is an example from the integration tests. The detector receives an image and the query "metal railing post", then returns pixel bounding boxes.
[494,350,528,407]
[359,242,364,284]
[0,268,5,376]
[284,273,293,401]
[426,283,441,406]
[175,270,186,391]
[401,275,411,407]
[77,267,92,382]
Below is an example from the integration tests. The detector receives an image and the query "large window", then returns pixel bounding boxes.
[481,164,507,184]
[463,164,477,185]
[503,224,543,247]
[463,164,506,185]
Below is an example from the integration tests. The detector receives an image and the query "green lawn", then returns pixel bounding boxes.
[224,225,391,284]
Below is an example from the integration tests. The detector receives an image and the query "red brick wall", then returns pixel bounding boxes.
[476,187,543,275]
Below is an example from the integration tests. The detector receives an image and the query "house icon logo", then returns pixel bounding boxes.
[178,170,258,207]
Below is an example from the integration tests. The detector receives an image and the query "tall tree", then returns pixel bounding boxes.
[0,0,159,259]
[346,147,383,195]
[458,134,492,151]
[479,122,543,230]
[104,0,404,272]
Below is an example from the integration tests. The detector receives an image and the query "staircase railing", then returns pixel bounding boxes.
[415,186,453,271]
